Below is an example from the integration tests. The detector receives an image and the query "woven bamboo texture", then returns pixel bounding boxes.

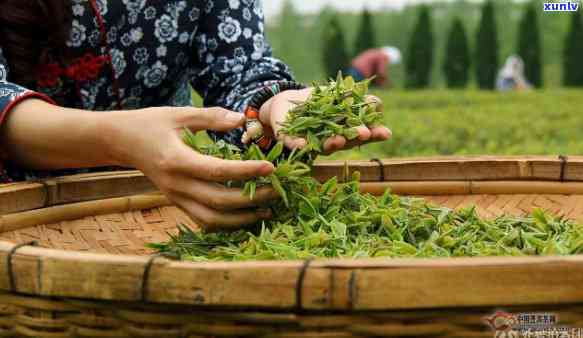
[1,156,583,338]
[2,194,583,256]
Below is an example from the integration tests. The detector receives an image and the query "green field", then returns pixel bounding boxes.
[267,0,573,88]
[194,89,583,161]
[324,89,583,160]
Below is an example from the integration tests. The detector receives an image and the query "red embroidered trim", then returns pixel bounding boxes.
[37,53,112,87]
[36,0,123,109]
[37,63,62,88]
[0,92,56,126]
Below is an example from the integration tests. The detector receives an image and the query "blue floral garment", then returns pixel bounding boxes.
[0,0,294,183]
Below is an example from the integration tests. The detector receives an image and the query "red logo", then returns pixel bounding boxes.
[485,311,519,331]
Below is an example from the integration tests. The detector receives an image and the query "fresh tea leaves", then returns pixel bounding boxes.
[150,77,583,261]
[281,74,383,162]
[150,169,583,261]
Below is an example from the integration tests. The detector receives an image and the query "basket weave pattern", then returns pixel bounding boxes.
[0,206,195,255]
[2,194,583,256]
[2,157,583,338]
[2,295,582,338]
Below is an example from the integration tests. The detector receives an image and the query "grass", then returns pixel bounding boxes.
[328,89,583,161]
[194,89,583,161]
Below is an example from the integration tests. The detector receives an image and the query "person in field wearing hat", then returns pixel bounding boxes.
[346,46,402,88]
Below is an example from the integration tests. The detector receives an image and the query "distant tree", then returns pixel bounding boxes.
[563,11,583,87]
[405,5,434,89]
[322,15,350,79]
[443,18,470,88]
[274,1,307,78]
[517,2,543,88]
[475,0,499,90]
[354,8,376,56]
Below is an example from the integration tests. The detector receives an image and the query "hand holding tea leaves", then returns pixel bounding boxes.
[256,74,392,153]
[150,75,583,261]
[104,107,281,233]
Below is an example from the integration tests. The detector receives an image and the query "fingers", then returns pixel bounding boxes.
[344,127,393,149]
[322,126,370,153]
[152,138,279,232]
[355,126,372,141]
[161,142,275,182]
[195,154,274,182]
[171,107,245,132]
[265,89,313,148]
[370,126,392,141]
[269,97,299,140]
[283,135,307,150]
[322,126,392,154]
[172,195,273,233]
[285,126,387,154]
[170,176,280,211]
[323,135,346,154]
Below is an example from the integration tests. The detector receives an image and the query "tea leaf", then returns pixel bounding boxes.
[270,174,288,207]
[267,142,284,162]
[150,76,583,262]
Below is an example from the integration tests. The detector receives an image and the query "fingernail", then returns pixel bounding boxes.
[359,129,372,141]
[380,128,392,140]
[259,162,275,176]
[226,112,244,123]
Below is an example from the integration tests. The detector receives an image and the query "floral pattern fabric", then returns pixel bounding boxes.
[0,0,294,182]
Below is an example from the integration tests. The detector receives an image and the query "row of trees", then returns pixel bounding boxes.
[322,1,583,89]
[437,1,536,89]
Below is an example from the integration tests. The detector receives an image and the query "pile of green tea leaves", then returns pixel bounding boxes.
[280,74,383,162]
[148,76,583,261]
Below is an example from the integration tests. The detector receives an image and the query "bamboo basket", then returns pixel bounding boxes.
[2,156,583,338]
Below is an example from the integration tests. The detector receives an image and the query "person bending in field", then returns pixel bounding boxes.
[496,55,532,92]
[0,0,390,231]
[346,46,402,88]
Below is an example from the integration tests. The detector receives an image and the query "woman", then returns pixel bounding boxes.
[0,0,390,231]
[496,55,532,92]
[347,46,402,88]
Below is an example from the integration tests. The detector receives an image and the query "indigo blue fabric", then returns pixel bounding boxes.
[0,0,295,182]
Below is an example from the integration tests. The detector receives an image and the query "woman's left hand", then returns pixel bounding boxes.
[257,88,392,155]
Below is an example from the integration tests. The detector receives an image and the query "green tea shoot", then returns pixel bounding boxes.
[148,76,583,261]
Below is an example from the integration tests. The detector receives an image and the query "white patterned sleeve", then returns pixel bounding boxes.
[189,0,296,146]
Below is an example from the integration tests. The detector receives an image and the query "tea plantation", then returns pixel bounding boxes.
[329,89,583,160]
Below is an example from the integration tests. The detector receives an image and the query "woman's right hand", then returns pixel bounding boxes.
[100,106,278,232]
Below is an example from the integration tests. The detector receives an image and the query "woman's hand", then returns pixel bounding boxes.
[2,99,277,232]
[258,88,392,154]
[100,106,278,232]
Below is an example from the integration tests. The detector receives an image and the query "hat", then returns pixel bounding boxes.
[381,46,402,65]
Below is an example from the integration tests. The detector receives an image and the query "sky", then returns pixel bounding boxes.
[263,0,454,18]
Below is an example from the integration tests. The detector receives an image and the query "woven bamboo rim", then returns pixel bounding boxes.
[1,156,583,337]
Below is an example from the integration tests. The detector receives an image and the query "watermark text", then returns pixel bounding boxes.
[543,1,580,12]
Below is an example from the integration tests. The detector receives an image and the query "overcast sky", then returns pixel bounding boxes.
[263,0,455,18]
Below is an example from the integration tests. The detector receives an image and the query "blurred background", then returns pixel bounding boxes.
[264,0,583,160]
[264,0,576,87]
[203,0,583,160]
